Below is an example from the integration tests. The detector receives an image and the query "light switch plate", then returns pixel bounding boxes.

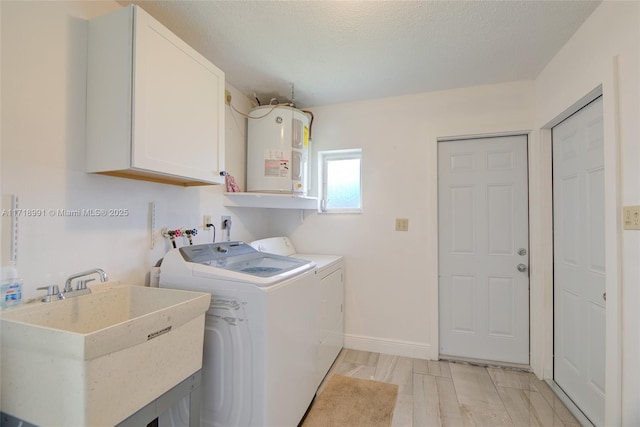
[395,218,409,231]
[623,205,640,230]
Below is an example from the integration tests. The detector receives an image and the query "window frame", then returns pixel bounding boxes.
[318,148,363,214]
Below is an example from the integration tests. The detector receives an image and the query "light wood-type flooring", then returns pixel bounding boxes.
[319,349,581,427]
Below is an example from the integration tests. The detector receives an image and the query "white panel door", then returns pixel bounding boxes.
[553,97,605,427]
[438,135,530,364]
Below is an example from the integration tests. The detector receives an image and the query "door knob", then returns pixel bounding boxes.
[518,248,527,256]
[517,264,527,272]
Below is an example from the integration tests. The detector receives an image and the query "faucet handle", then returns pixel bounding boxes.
[37,284,59,295]
[76,278,95,290]
[36,285,64,302]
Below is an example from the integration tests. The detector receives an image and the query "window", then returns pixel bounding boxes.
[318,149,362,213]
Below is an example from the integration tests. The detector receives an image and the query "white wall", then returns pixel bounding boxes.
[267,81,535,358]
[0,1,265,299]
[530,2,640,425]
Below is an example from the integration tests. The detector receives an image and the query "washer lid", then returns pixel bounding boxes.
[222,257,306,277]
[179,241,310,278]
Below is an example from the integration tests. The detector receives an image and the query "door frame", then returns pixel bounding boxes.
[432,131,533,365]
[535,76,623,424]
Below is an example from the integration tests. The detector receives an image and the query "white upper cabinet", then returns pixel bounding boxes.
[87,5,225,186]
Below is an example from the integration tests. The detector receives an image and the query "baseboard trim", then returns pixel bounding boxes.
[344,334,431,359]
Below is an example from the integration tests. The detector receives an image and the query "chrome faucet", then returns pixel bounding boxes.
[63,268,109,296]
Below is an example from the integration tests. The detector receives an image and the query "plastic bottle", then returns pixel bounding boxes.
[1,262,23,308]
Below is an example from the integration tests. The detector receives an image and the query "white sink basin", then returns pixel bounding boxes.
[0,283,210,426]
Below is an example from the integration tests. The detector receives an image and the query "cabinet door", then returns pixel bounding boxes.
[133,8,225,183]
[318,267,344,384]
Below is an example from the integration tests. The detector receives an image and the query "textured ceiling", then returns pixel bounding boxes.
[118,1,600,108]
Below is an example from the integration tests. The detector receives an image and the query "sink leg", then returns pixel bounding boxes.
[116,370,202,427]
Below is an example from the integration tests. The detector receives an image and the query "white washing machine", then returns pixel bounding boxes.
[250,237,344,386]
[159,241,318,427]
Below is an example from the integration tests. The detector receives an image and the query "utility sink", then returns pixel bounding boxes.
[0,283,211,426]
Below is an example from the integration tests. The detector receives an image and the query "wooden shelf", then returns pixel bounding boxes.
[223,192,318,209]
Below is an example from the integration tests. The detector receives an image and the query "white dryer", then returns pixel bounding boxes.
[159,241,318,427]
[250,237,344,386]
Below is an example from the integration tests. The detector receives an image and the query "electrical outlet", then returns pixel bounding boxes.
[225,90,232,106]
[221,215,231,229]
[623,206,640,230]
[203,215,212,229]
[395,218,409,232]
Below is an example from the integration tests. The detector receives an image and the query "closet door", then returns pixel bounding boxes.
[553,96,605,427]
